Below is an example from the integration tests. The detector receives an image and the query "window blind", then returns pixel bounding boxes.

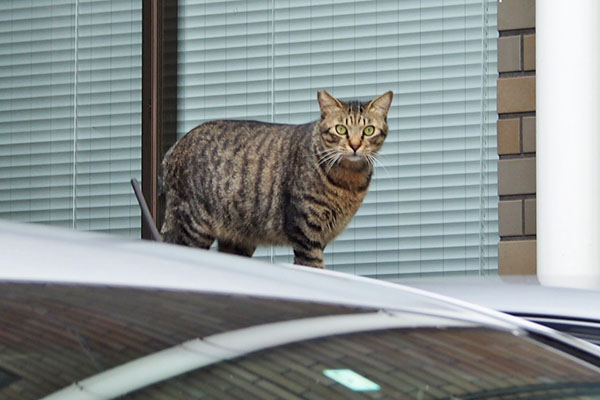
[0,0,142,237]
[178,0,498,277]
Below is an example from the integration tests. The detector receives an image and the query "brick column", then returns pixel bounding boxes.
[496,0,536,274]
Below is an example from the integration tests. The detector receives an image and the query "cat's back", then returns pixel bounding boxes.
[165,119,310,167]
[181,119,307,144]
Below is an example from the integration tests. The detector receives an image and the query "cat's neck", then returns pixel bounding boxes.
[311,141,373,192]
[326,158,372,192]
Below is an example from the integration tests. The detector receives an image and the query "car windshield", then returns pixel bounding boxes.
[2,282,600,399]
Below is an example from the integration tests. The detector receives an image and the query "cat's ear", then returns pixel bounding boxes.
[318,90,344,116]
[366,91,393,117]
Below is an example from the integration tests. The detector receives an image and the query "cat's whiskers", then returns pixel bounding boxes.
[316,147,336,155]
[318,153,338,167]
[317,148,341,170]
[366,153,389,176]
[318,151,336,164]
[325,152,343,175]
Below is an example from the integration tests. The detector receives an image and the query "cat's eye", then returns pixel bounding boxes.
[335,125,347,135]
[363,125,375,136]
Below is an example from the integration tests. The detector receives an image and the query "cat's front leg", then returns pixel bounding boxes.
[293,246,325,269]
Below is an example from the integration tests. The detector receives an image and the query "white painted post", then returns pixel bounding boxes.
[537,1,600,288]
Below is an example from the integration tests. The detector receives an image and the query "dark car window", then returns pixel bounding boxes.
[0,283,369,399]
[514,314,600,346]
[2,282,600,399]
[126,328,600,399]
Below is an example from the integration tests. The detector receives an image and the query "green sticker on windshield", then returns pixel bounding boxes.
[323,369,381,392]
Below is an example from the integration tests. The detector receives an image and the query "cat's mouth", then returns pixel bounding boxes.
[345,154,363,162]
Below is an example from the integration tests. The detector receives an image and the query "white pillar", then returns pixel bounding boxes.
[537,1,600,288]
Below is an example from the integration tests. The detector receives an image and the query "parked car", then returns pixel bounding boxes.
[397,275,600,346]
[2,220,600,399]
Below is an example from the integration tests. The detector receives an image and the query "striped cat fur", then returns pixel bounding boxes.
[160,90,393,268]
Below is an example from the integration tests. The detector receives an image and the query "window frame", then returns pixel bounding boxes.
[141,0,178,239]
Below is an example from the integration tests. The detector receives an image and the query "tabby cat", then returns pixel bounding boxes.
[160,90,393,268]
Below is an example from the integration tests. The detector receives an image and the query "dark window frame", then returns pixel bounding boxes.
[141,0,178,239]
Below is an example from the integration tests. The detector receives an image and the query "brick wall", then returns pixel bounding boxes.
[496,0,536,274]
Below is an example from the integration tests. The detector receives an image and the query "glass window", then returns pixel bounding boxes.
[1,0,499,275]
[0,0,142,236]
[176,0,499,277]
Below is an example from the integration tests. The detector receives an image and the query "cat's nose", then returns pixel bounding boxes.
[349,141,361,152]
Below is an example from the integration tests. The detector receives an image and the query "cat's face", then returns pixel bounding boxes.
[317,90,393,167]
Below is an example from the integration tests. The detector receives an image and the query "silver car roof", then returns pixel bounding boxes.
[397,275,600,321]
[2,220,600,399]
[0,220,521,328]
